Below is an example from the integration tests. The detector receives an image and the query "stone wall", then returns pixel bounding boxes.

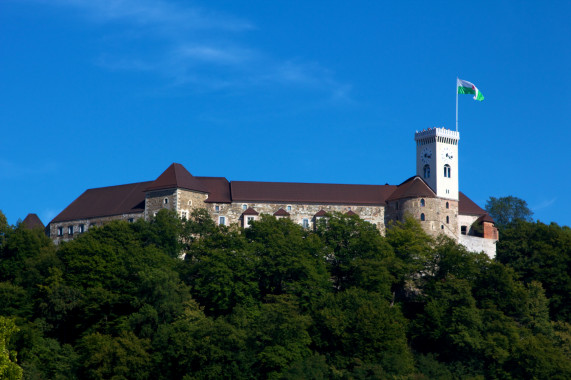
[145,189,177,220]
[206,201,386,233]
[48,212,144,244]
[459,234,497,259]
[177,189,209,219]
[385,197,459,239]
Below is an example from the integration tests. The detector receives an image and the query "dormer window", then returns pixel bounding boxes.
[423,164,430,179]
[444,164,451,178]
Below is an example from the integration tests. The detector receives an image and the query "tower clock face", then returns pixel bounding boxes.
[420,147,432,164]
[441,147,454,161]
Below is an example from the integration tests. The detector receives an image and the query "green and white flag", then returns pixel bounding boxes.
[457,78,484,101]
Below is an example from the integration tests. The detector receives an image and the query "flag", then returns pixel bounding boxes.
[457,78,484,101]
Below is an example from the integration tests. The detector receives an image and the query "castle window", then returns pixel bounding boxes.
[420,199,425,207]
[446,202,449,209]
[423,164,430,179]
[395,202,399,210]
[181,211,187,219]
[128,218,134,223]
[57,227,63,236]
[79,224,85,233]
[446,216,450,224]
[247,216,255,225]
[215,205,220,212]
[287,205,292,212]
[164,198,169,205]
[188,200,192,206]
[242,204,247,211]
[461,226,467,235]
[441,225,444,230]
[68,226,74,235]
[219,216,226,226]
[302,219,310,229]
[420,213,425,221]
[444,164,451,178]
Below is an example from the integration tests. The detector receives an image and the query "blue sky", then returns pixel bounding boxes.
[1,1,570,227]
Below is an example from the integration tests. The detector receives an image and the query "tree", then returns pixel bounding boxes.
[485,196,533,226]
[0,316,23,380]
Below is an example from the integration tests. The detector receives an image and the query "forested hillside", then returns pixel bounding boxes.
[0,209,570,379]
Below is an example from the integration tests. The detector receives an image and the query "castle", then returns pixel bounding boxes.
[48,127,498,257]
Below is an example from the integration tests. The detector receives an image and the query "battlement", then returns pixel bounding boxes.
[415,127,460,146]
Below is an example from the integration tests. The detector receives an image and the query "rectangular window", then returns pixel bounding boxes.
[461,226,467,235]
[302,219,309,229]
[247,216,255,225]
[128,218,134,223]
[242,204,247,210]
[287,205,292,212]
[181,212,187,219]
[57,227,63,236]
[219,216,226,226]
[79,224,85,233]
[68,226,74,235]
[215,205,220,212]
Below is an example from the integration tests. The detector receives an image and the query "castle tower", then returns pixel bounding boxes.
[415,128,460,201]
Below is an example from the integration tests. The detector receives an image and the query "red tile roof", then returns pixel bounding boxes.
[230,181,397,205]
[346,210,357,215]
[51,181,150,223]
[314,209,327,217]
[458,192,487,216]
[476,213,495,224]
[386,176,436,201]
[145,163,208,193]
[196,177,231,203]
[242,207,259,216]
[22,213,44,229]
[273,208,290,216]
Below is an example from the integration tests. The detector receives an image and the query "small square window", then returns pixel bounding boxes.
[242,204,247,211]
[215,205,220,212]
[219,216,226,226]
[461,226,467,235]
[247,216,255,225]
[287,205,292,212]
[181,211,187,219]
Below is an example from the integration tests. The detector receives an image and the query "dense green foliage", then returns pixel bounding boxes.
[485,196,533,227]
[0,209,569,379]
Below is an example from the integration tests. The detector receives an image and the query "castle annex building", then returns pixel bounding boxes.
[48,128,498,257]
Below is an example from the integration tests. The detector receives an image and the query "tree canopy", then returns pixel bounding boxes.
[485,195,534,226]
[0,208,569,379]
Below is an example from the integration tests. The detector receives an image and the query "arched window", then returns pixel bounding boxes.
[446,215,450,224]
[420,213,425,221]
[444,164,451,178]
[420,199,425,207]
[423,164,430,179]
[446,201,449,209]
[163,198,169,205]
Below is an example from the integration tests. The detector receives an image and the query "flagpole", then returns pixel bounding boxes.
[455,77,459,132]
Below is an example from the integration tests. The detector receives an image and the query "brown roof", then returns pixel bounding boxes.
[346,210,357,216]
[314,209,327,217]
[51,181,149,223]
[242,207,259,216]
[230,181,396,205]
[22,213,44,229]
[476,213,495,224]
[273,208,290,216]
[386,176,436,201]
[458,192,487,216]
[196,177,231,203]
[145,163,208,193]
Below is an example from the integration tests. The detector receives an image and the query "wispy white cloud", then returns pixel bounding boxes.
[34,0,350,98]
[532,198,557,212]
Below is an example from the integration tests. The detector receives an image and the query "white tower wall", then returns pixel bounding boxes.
[415,128,460,200]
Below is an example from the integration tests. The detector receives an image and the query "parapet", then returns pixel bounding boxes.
[415,127,460,145]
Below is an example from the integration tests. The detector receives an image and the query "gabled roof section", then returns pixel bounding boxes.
[242,207,259,216]
[145,163,208,193]
[476,213,495,224]
[22,214,44,229]
[459,192,487,216]
[196,177,231,203]
[346,210,357,216]
[386,176,436,201]
[51,181,149,223]
[231,181,396,205]
[314,209,327,217]
[273,208,290,216]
